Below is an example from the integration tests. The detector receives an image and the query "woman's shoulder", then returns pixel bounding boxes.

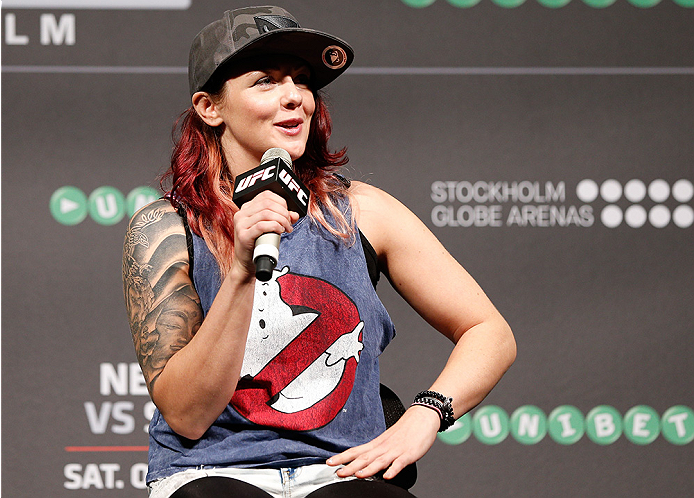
[348,181,416,257]
[349,181,399,212]
[349,180,383,196]
[125,198,185,236]
[127,197,178,222]
[123,198,189,272]
[349,181,415,224]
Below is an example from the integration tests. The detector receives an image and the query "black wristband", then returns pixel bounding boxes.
[412,390,455,432]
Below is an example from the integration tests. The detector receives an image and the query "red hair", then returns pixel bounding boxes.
[161,92,352,277]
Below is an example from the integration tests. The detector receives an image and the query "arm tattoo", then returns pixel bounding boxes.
[123,203,203,393]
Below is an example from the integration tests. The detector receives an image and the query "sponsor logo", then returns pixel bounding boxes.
[438,404,694,445]
[233,160,309,215]
[235,165,279,192]
[235,165,308,208]
[430,178,692,229]
[51,186,159,226]
[322,45,348,70]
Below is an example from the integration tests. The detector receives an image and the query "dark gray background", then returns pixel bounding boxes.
[2,0,693,496]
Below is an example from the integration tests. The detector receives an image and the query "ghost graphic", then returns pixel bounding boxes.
[232,267,365,430]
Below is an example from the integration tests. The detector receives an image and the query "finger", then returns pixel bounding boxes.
[237,193,288,219]
[326,444,370,467]
[329,450,373,476]
[350,452,398,479]
[250,214,293,234]
[236,208,294,237]
[326,430,394,469]
[247,191,290,213]
[238,199,289,220]
[382,455,410,480]
[335,456,375,478]
[333,446,393,478]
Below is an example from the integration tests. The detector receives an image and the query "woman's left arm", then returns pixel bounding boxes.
[328,182,516,480]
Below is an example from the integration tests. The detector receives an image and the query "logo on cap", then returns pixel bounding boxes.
[322,45,347,70]
[254,15,300,33]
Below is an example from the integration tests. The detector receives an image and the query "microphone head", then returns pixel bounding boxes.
[261,147,292,166]
[233,147,309,217]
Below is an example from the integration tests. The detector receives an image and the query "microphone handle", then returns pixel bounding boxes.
[253,232,280,281]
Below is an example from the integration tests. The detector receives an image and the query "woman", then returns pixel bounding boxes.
[123,6,516,498]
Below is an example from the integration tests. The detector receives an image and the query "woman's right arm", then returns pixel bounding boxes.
[122,194,296,440]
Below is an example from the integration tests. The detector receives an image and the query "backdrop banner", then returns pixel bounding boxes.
[2,0,693,496]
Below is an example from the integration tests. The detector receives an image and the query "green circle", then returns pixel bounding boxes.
[491,0,527,7]
[447,0,483,7]
[126,186,160,217]
[89,186,125,225]
[511,405,547,445]
[401,0,437,7]
[50,186,88,226]
[626,0,661,7]
[548,405,584,445]
[624,405,660,445]
[661,406,694,445]
[473,406,509,445]
[438,412,472,445]
[537,0,572,8]
[581,0,617,7]
[672,0,694,6]
[586,406,623,445]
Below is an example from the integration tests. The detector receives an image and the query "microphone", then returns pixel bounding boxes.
[232,148,310,281]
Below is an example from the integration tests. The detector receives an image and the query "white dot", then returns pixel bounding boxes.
[625,205,647,228]
[624,180,647,203]
[601,205,623,228]
[673,205,694,228]
[648,180,670,203]
[649,205,671,228]
[672,179,694,203]
[116,480,125,489]
[576,179,599,203]
[600,180,622,203]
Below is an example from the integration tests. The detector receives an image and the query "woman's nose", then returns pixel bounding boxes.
[280,77,303,109]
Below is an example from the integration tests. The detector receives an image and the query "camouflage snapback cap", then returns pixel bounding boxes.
[188,5,354,96]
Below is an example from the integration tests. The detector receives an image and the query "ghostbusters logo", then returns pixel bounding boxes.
[231,267,364,431]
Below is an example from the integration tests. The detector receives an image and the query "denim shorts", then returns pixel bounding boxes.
[148,463,360,498]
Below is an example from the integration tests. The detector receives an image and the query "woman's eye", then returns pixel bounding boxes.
[294,73,312,87]
[254,75,273,86]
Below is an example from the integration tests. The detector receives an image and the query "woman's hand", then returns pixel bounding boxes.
[327,405,440,480]
[232,190,300,275]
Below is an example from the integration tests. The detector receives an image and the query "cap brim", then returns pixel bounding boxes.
[205,29,353,93]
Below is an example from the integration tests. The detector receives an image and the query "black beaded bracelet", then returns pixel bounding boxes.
[412,390,455,432]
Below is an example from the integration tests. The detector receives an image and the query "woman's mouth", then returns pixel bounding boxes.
[275,119,303,136]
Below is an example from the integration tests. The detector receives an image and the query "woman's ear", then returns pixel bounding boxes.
[192,91,224,127]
